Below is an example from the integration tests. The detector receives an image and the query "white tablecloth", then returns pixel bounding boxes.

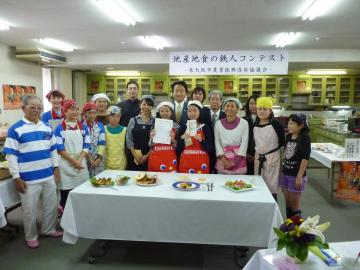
[243,241,360,270]
[61,170,283,246]
[0,178,20,228]
[310,143,359,169]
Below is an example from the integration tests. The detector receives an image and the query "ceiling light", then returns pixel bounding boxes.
[300,0,339,21]
[274,32,298,48]
[306,70,347,75]
[141,36,165,50]
[38,38,75,52]
[0,20,10,30]
[106,70,140,76]
[95,0,136,26]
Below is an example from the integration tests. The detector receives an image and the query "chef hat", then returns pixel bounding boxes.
[156,101,174,113]
[108,106,121,115]
[187,100,203,110]
[223,97,242,109]
[82,102,97,116]
[256,97,273,109]
[45,89,65,101]
[62,99,78,112]
[92,93,110,103]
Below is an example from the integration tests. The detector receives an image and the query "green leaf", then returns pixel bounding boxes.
[311,241,329,249]
[286,242,298,257]
[296,246,309,262]
[273,227,286,238]
[276,239,287,251]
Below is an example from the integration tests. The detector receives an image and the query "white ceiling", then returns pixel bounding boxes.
[0,0,359,72]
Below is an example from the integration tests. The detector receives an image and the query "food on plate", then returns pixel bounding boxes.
[179,182,194,189]
[135,173,158,185]
[115,175,130,185]
[197,177,207,183]
[90,177,114,186]
[225,180,253,191]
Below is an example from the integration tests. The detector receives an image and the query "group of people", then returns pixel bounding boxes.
[3,79,311,249]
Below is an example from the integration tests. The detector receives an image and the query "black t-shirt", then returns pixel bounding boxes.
[117,99,140,127]
[282,133,311,177]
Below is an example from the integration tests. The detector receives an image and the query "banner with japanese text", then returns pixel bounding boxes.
[169,50,288,75]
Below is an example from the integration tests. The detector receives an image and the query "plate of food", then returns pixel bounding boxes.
[224,180,255,192]
[90,176,115,187]
[115,175,131,186]
[134,173,159,186]
[172,181,200,191]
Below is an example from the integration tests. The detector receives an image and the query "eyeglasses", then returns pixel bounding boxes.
[28,106,43,111]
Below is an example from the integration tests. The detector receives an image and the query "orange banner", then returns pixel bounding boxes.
[336,162,360,202]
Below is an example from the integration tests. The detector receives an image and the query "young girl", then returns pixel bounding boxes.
[55,100,90,208]
[104,106,127,170]
[253,97,285,201]
[42,89,65,130]
[281,113,311,218]
[178,100,212,174]
[82,102,105,177]
[126,96,155,171]
[92,93,110,125]
[148,101,179,172]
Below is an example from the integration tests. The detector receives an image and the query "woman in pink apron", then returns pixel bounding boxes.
[148,102,179,172]
[178,100,212,174]
[253,97,285,201]
[214,97,248,174]
[41,89,65,131]
[54,100,90,209]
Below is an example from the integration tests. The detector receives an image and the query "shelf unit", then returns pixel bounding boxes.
[324,77,337,105]
[251,77,263,97]
[238,77,250,105]
[354,76,360,104]
[265,77,277,99]
[338,77,351,104]
[208,77,219,91]
[310,77,323,105]
[278,77,291,105]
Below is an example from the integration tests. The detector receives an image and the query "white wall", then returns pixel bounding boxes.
[0,43,42,125]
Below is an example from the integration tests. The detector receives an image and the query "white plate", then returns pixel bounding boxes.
[136,181,158,187]
[224,185,255,193]
[173,181,200,191]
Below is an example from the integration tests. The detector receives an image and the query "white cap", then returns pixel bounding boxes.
[92,93,110,103]
[187,100,203,109]
[156,101,174,113]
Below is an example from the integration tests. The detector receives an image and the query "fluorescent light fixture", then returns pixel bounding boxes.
[38,38,75,52]
[306,70,347,75]
[106,70,140,76]
[274,32,298,48]
[331,105,351,109]
[0,20,10,30]
[141,35,165,50]
[95,0,136,26]
[300,0,339,21]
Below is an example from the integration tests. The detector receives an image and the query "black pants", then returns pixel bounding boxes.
[60,189,72,209]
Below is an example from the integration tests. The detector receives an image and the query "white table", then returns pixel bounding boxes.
[309,143,359,199]
[61,170,283,247]
[0,178,20,228]
[243,241,360,270]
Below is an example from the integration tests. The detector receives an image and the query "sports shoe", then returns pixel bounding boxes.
[26,240,39,249]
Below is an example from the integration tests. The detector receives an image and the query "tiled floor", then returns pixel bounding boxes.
[0,162,359,269]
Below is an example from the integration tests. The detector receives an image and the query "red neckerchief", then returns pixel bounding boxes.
[61,120,83,131]
[51,109,63,119]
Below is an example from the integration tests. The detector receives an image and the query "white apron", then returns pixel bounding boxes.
[254,125,281,194]
[59,128,89,190]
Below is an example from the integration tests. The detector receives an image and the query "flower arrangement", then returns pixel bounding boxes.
[273,215,330,263]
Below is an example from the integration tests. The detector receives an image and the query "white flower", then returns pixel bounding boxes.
[299,215,330,243]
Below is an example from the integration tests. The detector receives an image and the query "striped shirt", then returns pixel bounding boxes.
[54,122,91,152]
[4,117,59,184]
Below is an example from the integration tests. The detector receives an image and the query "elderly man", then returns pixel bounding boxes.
[201,90,226,173]
[4,95,62,249]
[117,81,141,127]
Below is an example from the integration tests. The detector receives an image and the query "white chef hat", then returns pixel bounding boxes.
[156,101,174,113]
[91,93,110,103]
